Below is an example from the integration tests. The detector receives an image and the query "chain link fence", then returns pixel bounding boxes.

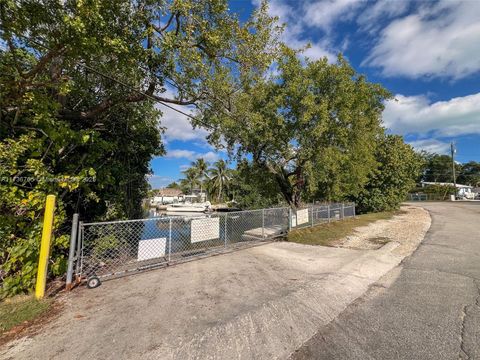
[407,193,450,201]
[73,203,355,282]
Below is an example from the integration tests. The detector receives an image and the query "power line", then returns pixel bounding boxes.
[12,33,254,141]
[11,34,220,129]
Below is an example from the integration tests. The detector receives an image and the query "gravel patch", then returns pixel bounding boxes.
[339,206,431,256]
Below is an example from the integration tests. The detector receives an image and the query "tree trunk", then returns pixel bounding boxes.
[254,159,303,209]
[218,182,222,202]
[277,165,305,209]
[274,173,300,208]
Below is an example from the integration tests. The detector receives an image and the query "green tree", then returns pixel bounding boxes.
[353,135,424,213]
[166,181,181,190]
[422,154,459,183]
[180,168,200,194]
[201,49,390,207]
[458,161,480,186]
[207,160,231,202]
[191,158,208,196]
[229,160,285,209]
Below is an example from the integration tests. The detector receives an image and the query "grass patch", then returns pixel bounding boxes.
[287,211,399,247]
[0,295,51,335]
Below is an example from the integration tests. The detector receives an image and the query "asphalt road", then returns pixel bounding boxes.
[291,202,480,360]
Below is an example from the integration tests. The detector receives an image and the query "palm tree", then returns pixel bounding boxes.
[181,167,199,194]
[208,160,231,202]
[192,158,208,198]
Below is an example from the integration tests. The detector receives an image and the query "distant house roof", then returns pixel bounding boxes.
[156,188,183,197]
[421,181,472,189]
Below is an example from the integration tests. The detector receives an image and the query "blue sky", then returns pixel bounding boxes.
[149,0,480,188]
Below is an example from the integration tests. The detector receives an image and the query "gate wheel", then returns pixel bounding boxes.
[87,276,101,289]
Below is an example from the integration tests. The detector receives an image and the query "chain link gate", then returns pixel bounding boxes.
[69,203,355,287]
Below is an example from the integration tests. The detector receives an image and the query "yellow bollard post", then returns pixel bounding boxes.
[35,195,56,299]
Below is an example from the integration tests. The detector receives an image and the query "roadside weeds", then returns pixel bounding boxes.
[0,294,62,347]
[286,210,401,247]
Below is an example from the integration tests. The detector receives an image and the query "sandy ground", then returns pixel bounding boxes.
[1,206,431,360]
[340,205,431,256]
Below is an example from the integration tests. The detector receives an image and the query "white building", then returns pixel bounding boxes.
[150,188,184,205]
[420,181,475,199]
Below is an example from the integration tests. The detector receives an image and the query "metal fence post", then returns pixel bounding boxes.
[310,206,314,227]
[341,203,345,220]
[262,209,265,239]
[327,205,331,223]
[224,213,228,247]
[75,221,83,281]
[288,208,292,231]
[66,213,79,290]
[353,203,356,218]
[168,218,172,262]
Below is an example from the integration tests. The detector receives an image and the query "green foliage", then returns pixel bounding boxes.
[92,235,119,259]
[411,184,456,200]
[421,154,459,183]
[165,182,181,190]
[353,135,424,213]
[0,135,70,298]
[201,49,391,207]
[420,153,480,190]
[177,158,233,202]
[206,160,231,202]
[229,160,285,209]
[191,158,209,195]
[457,161,480,187]
[180,167,200,194]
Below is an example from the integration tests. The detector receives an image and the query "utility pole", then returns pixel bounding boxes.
[451,142,457,199]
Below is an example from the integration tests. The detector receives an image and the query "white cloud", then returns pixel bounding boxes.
[146,175,174,188]
[253,0,410,64]
[155,88,209,143]
[357,0,410,33]
[160,106,209,142]
[383,93,480,137]
[303,0,362,32]
[407,139,451,155]
[165,149,220,163]
[364,0,480,79]
[165,149,196,159]
[255,0,337,61]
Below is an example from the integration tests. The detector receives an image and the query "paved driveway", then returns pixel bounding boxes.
[1,240,405,360]
[291,202,480,360]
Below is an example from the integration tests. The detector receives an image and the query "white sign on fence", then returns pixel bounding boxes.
[137,238,166,261]
[296,209,309,225]
[191,217,220,243]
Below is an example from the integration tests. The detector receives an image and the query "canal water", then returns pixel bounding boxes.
[140,209,226,254]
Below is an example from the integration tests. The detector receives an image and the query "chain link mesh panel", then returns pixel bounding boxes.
[225,207,289,242]
[77,203,355,280]
[312,205,329,225]
[80,217,171,279]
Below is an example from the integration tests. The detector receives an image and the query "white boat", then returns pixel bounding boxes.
[166,201,211,213]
